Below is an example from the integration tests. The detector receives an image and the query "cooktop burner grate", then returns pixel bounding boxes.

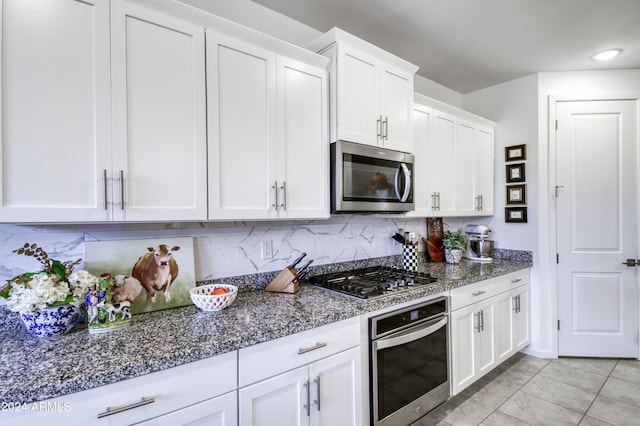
[308,266,437,299]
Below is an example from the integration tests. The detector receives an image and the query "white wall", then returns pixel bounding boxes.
[177,0,322,47]
[463,74,545,355]
[0,216,434,285]
[462,69,640,358]
[415,74,464,107]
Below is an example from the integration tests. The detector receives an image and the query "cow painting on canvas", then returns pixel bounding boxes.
[83,237,196,314]
[132,244,180,303]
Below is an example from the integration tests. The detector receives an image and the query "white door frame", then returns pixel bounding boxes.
[548,93,640,359]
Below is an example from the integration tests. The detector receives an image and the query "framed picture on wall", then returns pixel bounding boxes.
[505,144,526,162]
[506,163,525,183]
[505,207,528,223]
[506,184,527,204]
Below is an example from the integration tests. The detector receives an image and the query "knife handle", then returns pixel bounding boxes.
[289,252,307,269]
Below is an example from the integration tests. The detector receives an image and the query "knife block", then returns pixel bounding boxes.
[265,267,299,293]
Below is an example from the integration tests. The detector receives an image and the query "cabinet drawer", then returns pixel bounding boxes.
[449,278,496,311]
[494,269,530,295]
[4,351,237,426]
[239,317,360,387]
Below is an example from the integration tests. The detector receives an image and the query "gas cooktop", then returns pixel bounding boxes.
[308,266,438,300]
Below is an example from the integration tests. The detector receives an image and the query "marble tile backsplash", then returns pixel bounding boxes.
[0,216,468,283]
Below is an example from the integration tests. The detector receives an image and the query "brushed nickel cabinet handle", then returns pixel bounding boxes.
[103,169,108,210]
[303,380,310,417]
[280,181,287,210]
[383,116,388,140]
[298,342,327,354]
[472,291,486,297]
[271,181,278,210]
[97,397,155,418]
[119,170,125,210]
[314,376,321,411]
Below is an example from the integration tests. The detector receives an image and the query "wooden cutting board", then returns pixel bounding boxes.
[423,236,444,262]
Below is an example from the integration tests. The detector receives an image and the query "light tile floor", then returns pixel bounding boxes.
[411,353,640,426]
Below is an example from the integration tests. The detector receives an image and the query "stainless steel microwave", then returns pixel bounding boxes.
[331,140,414,213]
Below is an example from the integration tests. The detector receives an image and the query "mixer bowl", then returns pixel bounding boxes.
[470,239,494,258]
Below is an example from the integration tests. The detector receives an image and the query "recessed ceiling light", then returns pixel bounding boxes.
[591,49,623,61]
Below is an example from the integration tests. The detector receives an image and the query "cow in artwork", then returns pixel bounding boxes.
[132,245,180,303]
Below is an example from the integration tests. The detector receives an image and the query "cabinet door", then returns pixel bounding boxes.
[454,120,476,216]
[474,126,494,215]
[475,299,496,377]
[494,290,515,364]
[3,352,237,426]
[450,300,495,395]
[450,304,476,395]
[239,367,308,426]
[309,347,362,426]
[207,34,277,220]
[276,56,329,219]
[513,285,530,351]
[111,1,207,221]
[336,45,378,146]
[409,104,433,216]
[430,111,457,215]
[0,0,111,222]
[380,66,414,153]
[136,391,237,426]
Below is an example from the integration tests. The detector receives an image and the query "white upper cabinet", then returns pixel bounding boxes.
[0,0,112,222]
[276,56,329,219]
[309,28,418,153]
[111,0,207,221]
[207,35,276,220]
[0,0,207,222]
[473,125,495,215]
[207,33,329,220]
[411,93,495,217]
[410,104,433,215]
[379,65,415,152]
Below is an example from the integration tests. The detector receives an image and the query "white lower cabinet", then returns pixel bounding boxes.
[4,351,237,426]
[450,269,530,395]
[134,391,237,426]
[238,317,362,426]
[239,348,361,426]
[450,295,496,394]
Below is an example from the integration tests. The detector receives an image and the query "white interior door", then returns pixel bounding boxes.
[556,98,639,357]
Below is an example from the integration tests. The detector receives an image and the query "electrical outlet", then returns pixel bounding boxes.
[261,240,273,259]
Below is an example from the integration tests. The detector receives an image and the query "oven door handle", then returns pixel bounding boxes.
[374,316,447,351]
[394,163,411,202]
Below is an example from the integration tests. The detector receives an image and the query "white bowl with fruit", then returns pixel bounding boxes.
[190,284,238,312]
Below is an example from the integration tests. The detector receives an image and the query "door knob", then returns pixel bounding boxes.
[622,259,640,267]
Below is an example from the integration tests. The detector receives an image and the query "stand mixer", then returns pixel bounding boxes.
[463,225,494,263]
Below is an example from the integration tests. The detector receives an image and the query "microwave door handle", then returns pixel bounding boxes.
[394,163,411,202]
[394,165,402,200]
[374,316,448,351]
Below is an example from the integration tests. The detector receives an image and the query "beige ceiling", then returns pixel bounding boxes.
[248,0,640,93]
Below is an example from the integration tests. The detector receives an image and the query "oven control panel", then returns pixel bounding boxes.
[370,297,447,339]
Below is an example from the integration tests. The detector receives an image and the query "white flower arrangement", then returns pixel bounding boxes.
[1,243,99,314]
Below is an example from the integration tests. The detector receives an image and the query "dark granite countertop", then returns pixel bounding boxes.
[0,251,532,404]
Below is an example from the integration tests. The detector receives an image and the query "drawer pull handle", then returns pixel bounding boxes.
[511,278,523,284]
[472,291,486,297]
[298,342,327,355]
[97,397,155,419]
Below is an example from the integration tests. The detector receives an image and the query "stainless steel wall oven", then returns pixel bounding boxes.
[331,140,414,213]
[369,297,449,426]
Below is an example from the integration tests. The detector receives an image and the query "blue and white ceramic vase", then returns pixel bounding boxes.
[19,303,80,338]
